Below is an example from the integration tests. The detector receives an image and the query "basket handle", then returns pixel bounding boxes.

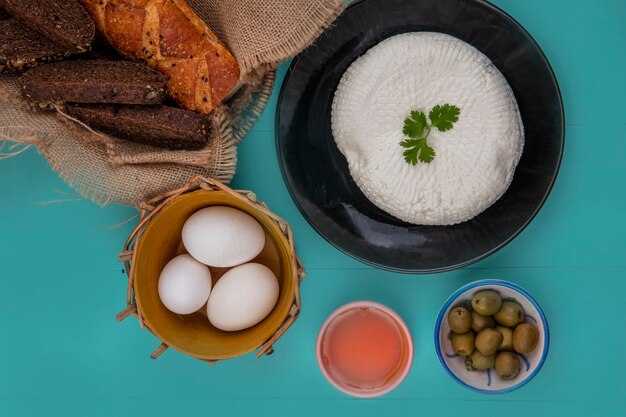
[151,343,169,359]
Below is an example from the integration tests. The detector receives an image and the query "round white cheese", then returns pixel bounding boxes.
[331,32,524,225]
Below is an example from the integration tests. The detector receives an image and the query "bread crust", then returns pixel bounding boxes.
[20,60,167,105]
[0,19,73,72]
[66,103,210,150]
[0,0,95,51]
[78,0,240,114]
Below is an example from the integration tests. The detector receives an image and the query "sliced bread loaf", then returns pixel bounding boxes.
[20,60,166,105]
[0,0,94,51]
[0,19,73,72]
[66,104,210,150]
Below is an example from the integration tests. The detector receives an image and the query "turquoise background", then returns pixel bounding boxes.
[1,0,625,415]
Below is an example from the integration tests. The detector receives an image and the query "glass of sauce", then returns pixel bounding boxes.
[316,301,413,397]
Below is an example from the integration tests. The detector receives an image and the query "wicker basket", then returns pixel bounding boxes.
[117,176,305,364]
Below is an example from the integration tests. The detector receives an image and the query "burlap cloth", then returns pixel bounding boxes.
[0,0,344,206]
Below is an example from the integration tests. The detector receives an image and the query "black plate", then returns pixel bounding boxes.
[275,0,564,273]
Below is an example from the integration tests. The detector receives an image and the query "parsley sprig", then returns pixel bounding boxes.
[400,104,460,165]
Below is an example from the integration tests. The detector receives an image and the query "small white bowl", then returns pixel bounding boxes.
[434,279,549,394]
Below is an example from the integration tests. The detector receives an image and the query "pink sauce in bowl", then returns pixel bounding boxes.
[316,301,413,398]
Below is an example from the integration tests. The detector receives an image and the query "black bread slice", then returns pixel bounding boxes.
[79,34,124,61]
[0,6,10,20]
[20,60,167,105]
[0,0,94,51]
[0,19,73,72]
[66,104,210,151]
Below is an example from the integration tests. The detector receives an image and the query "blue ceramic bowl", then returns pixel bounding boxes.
[434,279,549,394]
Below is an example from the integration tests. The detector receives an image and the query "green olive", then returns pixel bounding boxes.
[494,301,525,327]
[475,328,503,356]
[496,325,514,351]
[451,331,475,356]
[495,351,521,380]
[448,307,472,333]
[471,311,495,333]
[513,323,539,354]
[470,350,496,370]
[471,290,502,316]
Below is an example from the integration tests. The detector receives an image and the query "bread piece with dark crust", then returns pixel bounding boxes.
[0,0,95,51]
[20,60,166,105]
[79,33,124,61]
[66,104,210,150]
[0,6,10,20]
[78,0,240,114]
[0,19,73,72]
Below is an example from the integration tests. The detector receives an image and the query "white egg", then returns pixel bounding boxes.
[182,206,266,268]
[207,263,280,331]
[158,254,212,315]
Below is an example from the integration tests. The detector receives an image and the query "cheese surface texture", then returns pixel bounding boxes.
[331,32,524,225]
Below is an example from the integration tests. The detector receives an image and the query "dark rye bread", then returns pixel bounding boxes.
[66,104,210,150]
[0,0,94,51]
[0,6,10,20]
[80,34,124,61]
[20,60,167,105]
[0,19,73,72]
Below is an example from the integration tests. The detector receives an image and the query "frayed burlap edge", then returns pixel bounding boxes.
[36,139,113,206]
[236,0,345,75]
[0,83,110,205]
[0,84,52,158]
[0,0,344,207]
[0,74,239,206]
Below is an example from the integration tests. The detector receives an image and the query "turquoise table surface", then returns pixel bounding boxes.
[1,0,625,416]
